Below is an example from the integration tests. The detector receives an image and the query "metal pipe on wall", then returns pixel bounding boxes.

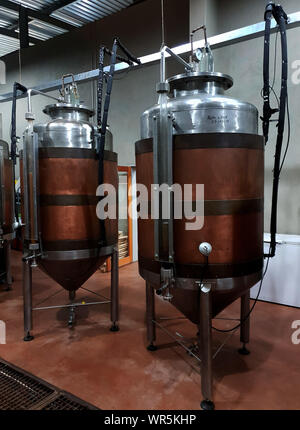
[1,10,300,103]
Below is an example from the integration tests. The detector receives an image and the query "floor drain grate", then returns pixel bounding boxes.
[43,394,93,410]
[0,358,98,410]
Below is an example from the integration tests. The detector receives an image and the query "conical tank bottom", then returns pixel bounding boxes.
[170,286,250,324]
[39,256,106,291]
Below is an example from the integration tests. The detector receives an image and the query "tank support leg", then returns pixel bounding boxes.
[199,283,214,410]
[110,247,119,332]
[68,290,76,328]
[5,241,12,291]
[238,289,251,355]
[146,282,157,351]
[23,260,34,341]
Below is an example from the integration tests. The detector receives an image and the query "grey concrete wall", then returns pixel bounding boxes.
[216,0,300,33]
[190,0,219,38]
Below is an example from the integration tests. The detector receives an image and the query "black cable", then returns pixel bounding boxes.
[260,85,280,113]
[213,7,286,335]
[261,2,289,259]
[212,251,271,333]
[279,94,291,173]
[271,27,279,89]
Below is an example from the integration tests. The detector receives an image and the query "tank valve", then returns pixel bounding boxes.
[156,283,168,296]
[199,242,212,256]
[157,268,174,301]
[22,250,42,267]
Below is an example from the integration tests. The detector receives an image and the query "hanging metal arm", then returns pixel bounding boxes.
[96,38,140,247]
[160,45,193,83]
[97,37,141,184]
[10,82,27,225]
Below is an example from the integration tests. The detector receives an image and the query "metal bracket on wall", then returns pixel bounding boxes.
[1,11,300,103]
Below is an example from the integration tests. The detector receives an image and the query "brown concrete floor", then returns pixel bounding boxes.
[0,250,299,410]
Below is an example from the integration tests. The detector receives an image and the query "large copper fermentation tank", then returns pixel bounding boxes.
[0,139,14,289]
[135,69,264,409]
[21,83,119,341]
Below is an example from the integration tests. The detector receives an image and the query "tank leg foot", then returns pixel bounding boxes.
[110,248,119,331]
[199,283,214,411]
[68,306,76,328]
[24,332,34,342]
[239,290,250,355]
[147,343,158,351]
[110,323,119,332]
[146,282,157,350]
[200,400,215,410]
[238,343,250,355]
[68,291,76,328]
[23,260,33,342]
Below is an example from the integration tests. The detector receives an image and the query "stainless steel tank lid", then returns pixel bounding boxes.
[167,72,233,93]
[43,103,94,117]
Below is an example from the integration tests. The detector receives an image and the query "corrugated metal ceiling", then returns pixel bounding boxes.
[0,0,134,57]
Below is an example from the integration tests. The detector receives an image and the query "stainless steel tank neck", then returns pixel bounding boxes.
[43,103,94,122]
[168,72,234,98]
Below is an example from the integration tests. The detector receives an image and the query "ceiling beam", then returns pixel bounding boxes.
[0,26,40,44]
[0,0,75,31]
[41,0,77,15]
[19,5,29,49]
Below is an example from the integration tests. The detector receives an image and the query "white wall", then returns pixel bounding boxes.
[251,235,300,307]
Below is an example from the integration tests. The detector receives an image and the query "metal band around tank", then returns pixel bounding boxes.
[202,198,263,215]
[42,239,100,250]
[20,148,117,162]
[43,245,115,261]
[138,255,264,279]
[139,266,262,292]
[135,133,265,154]
[142,198,263,216]
[40,195,99,206]
[1,232,15,241]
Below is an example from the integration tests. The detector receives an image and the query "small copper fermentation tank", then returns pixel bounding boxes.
[31,103,117,290]
[20,81,119,340]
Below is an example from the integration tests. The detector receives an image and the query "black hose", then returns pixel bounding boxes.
[11,82,27,165]
[262,3,288,258]
[115,37,141,66]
